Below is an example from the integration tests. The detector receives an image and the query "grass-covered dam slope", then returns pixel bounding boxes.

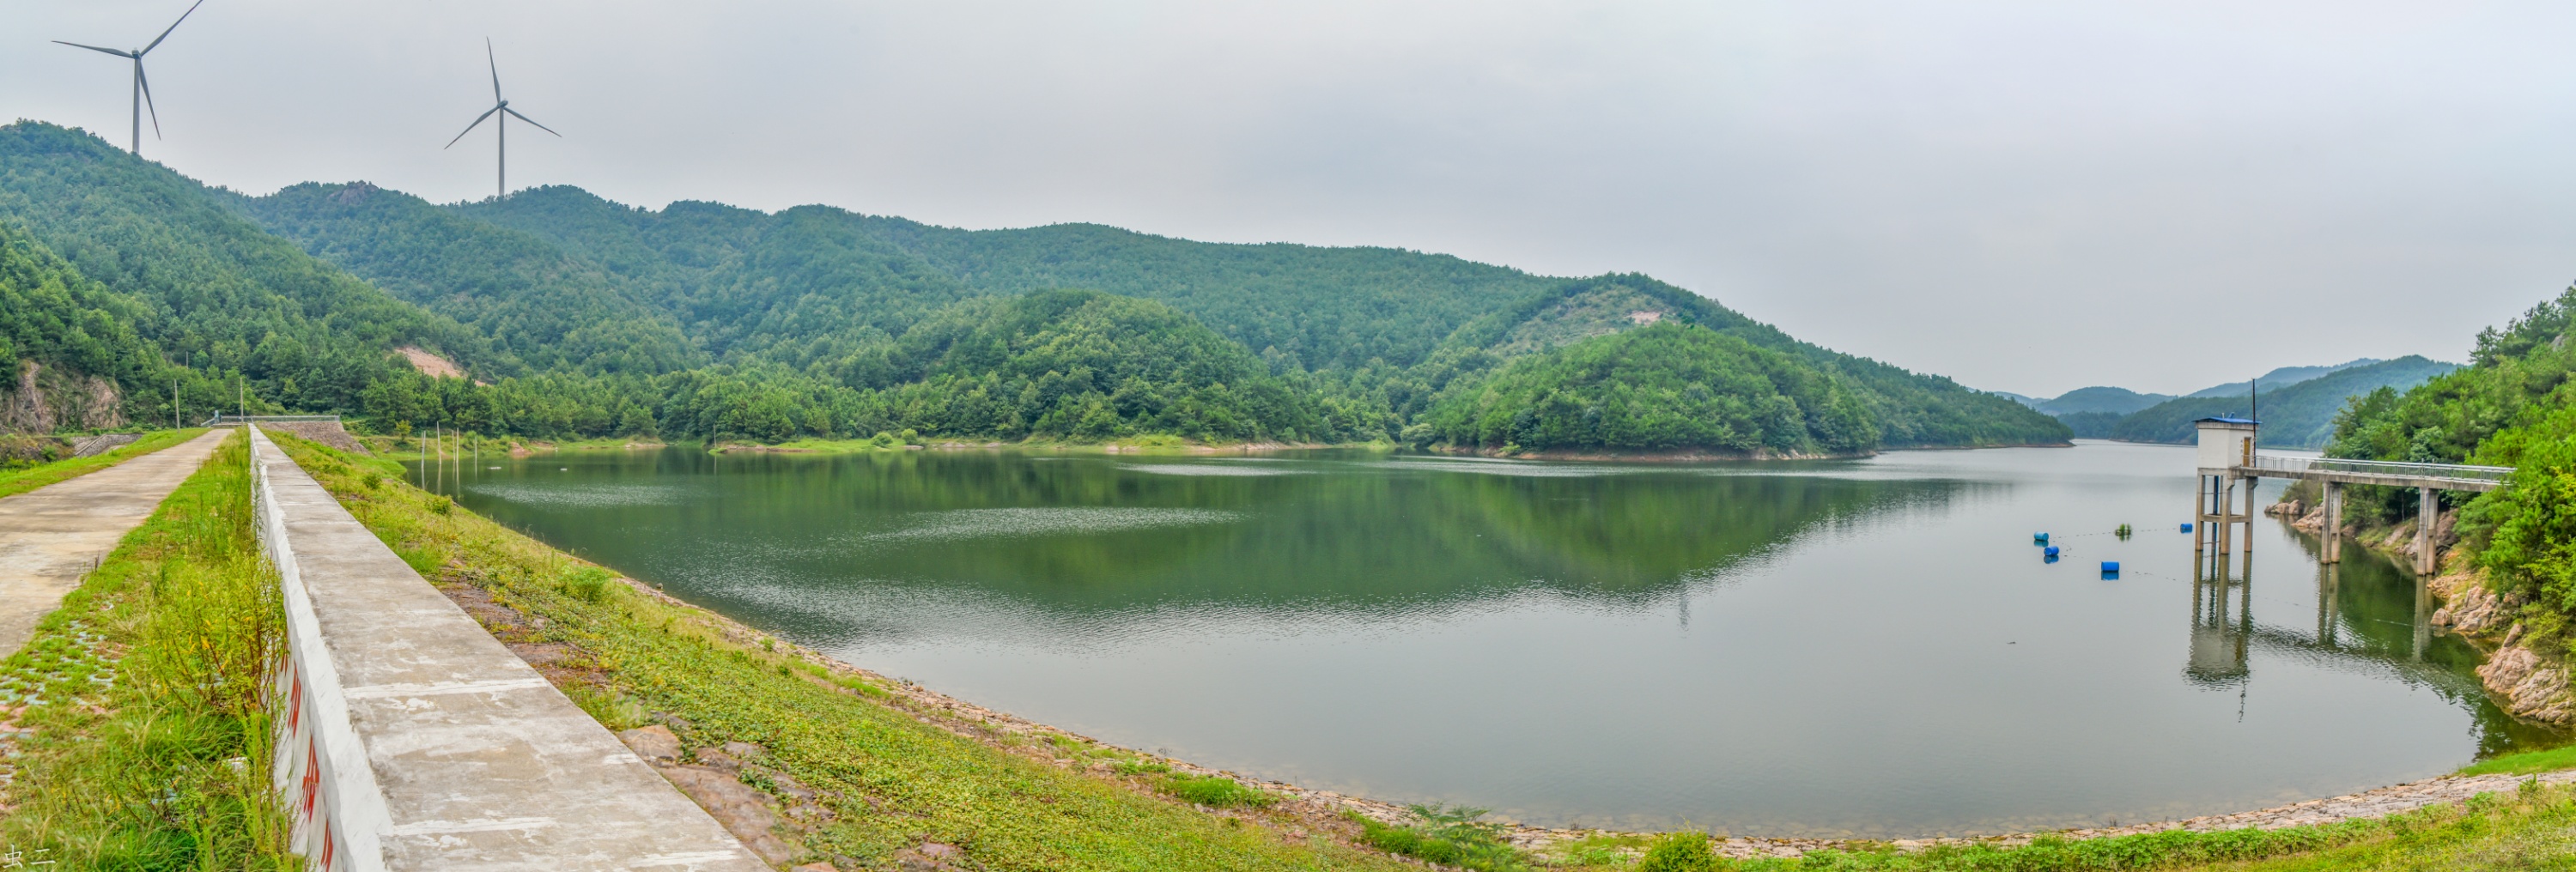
[0,429,295,868]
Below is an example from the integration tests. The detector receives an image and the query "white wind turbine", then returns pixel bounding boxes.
[445,39,560,199]
[53,0,209,155]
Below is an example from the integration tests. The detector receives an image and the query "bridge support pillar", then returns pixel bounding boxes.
[2320,481,2342,563]
[2242,475,2257,555]
[2415,487,2439,576]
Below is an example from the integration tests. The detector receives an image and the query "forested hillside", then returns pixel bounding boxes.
[234,182,700,374]
[457,186,1559,372]
[0,123,482,415]
[2330,294,2576,474]
[0,221,197,430]
[1394,276,2065,449]
[0,120,2066,453]
[1419,322,1876,456]
[2034,386,2171,416]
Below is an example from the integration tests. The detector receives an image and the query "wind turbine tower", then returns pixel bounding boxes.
[447,39,560,199]
[54,0,209,156]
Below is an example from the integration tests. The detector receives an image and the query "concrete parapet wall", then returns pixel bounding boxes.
[247,426,763,872]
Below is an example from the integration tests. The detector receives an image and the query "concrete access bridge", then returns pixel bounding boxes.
[2194,417,2512,574]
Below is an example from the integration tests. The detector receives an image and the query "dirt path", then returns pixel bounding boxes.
[0,430,226,657]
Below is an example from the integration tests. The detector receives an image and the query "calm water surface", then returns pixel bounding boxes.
[416,440,2560,836]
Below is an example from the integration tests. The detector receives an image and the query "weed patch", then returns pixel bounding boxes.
[1354,804,1534,871]
[0,429,295,868]
[1162,774,1277,809]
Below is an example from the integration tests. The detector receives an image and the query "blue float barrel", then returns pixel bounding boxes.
[2100,561,2119,572]
[2043,546,2060,557]
[2034,532,2050,543]
[2179,523,2193,533]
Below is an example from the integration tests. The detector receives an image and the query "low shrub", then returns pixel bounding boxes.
[1163,773,1276,808]
[1354,804,1532,872]
[1637,831,1719,872]
[562,566,617,603]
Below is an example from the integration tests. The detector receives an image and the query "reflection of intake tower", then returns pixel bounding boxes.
[2187,565,2251,687]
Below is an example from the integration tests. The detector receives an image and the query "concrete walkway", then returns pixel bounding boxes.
[250,427,763,871]
[0,430,227,657]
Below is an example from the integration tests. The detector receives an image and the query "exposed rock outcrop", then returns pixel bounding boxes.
[2476,645,2574,723]
[1,360,123,433]
[2420,554,2574,724]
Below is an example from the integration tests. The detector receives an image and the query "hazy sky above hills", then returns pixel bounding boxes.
[3,1,2572,397]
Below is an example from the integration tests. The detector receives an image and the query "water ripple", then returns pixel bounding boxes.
[866,507,1245,542]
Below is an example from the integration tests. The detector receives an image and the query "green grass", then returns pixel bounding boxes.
[1688,784,2576,872]
[2457,745,2576,777]
[2194,783,2576,871]
[265,431,1414,872]
[1160,774,1277,809]
[0,428,295,869]
[0,428,204,500]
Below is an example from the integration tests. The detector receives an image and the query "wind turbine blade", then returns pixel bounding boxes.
[486,38,502,101]
[143,0,208,54]
[137,64,162,139]
[444,106,501,148]
[501,107,560,136]
[53,41,136,58]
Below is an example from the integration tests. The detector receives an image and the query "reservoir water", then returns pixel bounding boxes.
[416,440,2560,837]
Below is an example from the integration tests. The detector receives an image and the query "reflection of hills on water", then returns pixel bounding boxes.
[826,453,1964,614]
[2185,525,2567,755]
[459,450,1966,618]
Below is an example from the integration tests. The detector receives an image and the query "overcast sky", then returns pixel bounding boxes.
[4,1,2572,397]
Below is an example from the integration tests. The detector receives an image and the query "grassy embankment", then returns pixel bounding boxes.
[1679,782,2576,871]
[0,429,295,868]
[265,430,1419,872]
[0,428,204,499]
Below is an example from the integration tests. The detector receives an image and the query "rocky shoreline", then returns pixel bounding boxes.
[2269,497,2575,725]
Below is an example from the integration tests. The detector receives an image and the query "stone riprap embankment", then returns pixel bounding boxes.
[248,426,762,871]
[0,430,223,657]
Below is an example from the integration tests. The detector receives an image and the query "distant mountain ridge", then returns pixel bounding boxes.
[2099,357,2456,448]
[0,120,2067,452]
[2003,358,2388,415]
[2182,359,2383,398]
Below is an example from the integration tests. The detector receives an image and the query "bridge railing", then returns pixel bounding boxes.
[2246,454,2516,485]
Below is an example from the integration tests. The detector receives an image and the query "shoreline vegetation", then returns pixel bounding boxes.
[361,430,2086,463]
[260,427,2576,870]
